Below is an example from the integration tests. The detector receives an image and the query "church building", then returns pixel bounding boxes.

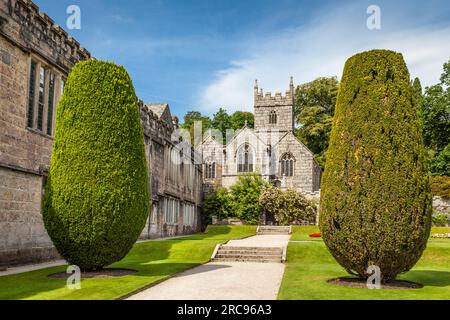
[200,78,322,194]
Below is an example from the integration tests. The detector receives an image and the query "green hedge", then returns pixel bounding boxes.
[319,50,432,282]
[43,60,149,270]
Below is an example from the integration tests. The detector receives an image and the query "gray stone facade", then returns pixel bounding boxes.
[0,0,203,267]
[138,102,203,240]
[200,78,322,194]
[0,0,91,267]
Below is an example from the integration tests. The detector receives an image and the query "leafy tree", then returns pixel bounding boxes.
[422,84,450,152]
[212,108,232,144]
[43,60,149,270]
[259,187,316,225]
[181,111,212,145]
[230,173,268,225]
[203,186,233,221]
[320,50,432,282]
[294,77,339,168]
[229,111,254,130]
[429,144,450,176]
[420,60,450,176]
[180,109,254,145]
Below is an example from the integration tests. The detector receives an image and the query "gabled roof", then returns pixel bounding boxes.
[272,131,321,167]
[145,103,173,127]
[201,129,223,145]
[226,126,266,148]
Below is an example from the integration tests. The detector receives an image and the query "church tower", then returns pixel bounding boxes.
[254,77,295,133]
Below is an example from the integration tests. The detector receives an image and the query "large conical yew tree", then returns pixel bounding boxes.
[319,50,432,282]
[43,60,149,270]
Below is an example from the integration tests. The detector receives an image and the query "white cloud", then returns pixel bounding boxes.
[198,3,450,114]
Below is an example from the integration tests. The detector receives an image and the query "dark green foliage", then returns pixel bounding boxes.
[211,108,232,144]
[430,144,450,176]
[422,85,450,153]
[432,213,450,226]
[203,186,233,221]
[420,60,450,177]
[294,77,339,168]
[43,60,149,270]
[181,108,255,145]
[229,111,254,130]
[181,111,212,145]
[230,173,267,225]
[430,176,450,198]
[259,187,316,225]
[421,60,450,155]
[320,50,432,282]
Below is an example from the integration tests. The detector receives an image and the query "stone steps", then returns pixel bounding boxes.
[257,226,291,235]
[213,257,282,263]
[212,245,284,263]
[219,249,282,255]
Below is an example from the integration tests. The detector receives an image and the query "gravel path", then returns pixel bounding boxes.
[127,234,290,300]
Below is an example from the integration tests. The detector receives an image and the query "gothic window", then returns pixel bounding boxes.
[281,153,295,177]
[183,203,195,226]
[27,61,37,128]
[237,143,254,173]
[26,58,62,135]
[37,66,45,131]
[164,198,179,225]
[269,110,277,124]
[205,162,216,179]
[46,73,56,135]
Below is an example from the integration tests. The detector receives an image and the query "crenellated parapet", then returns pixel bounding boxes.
[139,101,175,144]
[0,0,90,73]
[254,77,295,107]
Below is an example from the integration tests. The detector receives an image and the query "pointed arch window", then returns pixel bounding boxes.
[281,153,295,177]
[237,143,254,173]
[205,162,216,179]
[269,111,277,124]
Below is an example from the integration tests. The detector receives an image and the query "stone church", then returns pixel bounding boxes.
[200,78,322,194]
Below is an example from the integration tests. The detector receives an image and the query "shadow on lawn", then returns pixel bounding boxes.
[1,226,238,300]
[404,270,450,287]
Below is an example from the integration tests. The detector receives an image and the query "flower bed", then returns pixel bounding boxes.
[309,233,322,238]
[431,233,450,238]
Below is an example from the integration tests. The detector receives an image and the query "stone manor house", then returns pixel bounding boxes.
[0,0,202,267]
[0,0,321,267]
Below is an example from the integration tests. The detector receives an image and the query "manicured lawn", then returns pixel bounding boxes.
[0,225,256,300]
[279,227,450,300]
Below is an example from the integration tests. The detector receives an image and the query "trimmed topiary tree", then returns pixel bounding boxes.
[43,60,149,270]
[319,50,432,282]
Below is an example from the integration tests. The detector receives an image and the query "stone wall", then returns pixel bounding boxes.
[0,0,203,267]
[0,167,61,266]
[0,0,89,267]
[138,103,204,240]
[433,196,450,214]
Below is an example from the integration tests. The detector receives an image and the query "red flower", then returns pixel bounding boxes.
[309,233,322,238]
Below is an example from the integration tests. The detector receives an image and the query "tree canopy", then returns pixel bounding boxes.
[294,77,339,168]
[420,59,450,176]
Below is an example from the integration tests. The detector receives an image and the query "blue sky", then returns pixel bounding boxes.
[35,0,450,120]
